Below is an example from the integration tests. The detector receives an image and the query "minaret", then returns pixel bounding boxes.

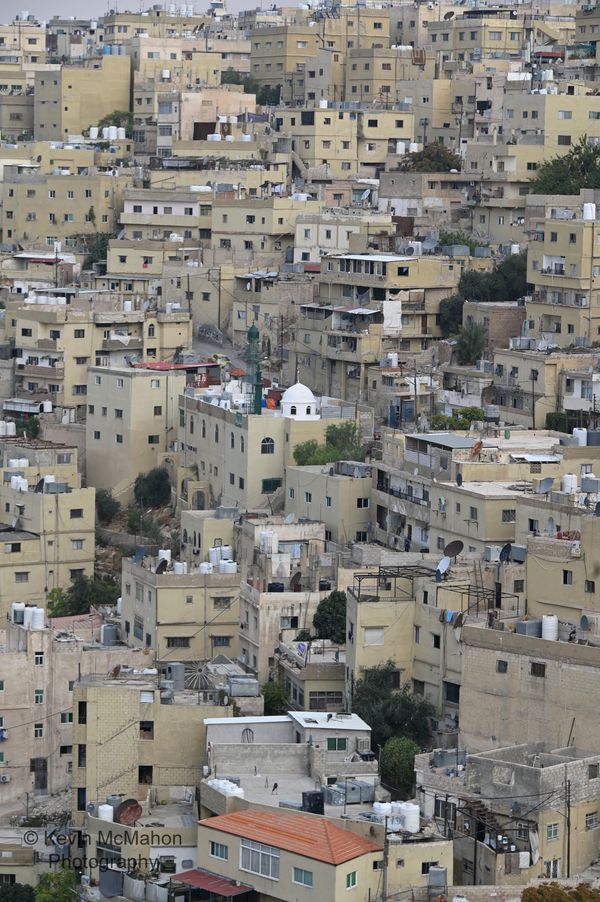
[244,323,262,415]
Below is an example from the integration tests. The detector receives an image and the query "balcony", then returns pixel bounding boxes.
[17,364,64,378]
[102,336,144,351]
[37,338,59,350]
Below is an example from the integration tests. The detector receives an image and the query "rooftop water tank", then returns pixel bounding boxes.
[98,804,114,822]
[89,126,99,140]
[573,428,587,446]
[101,623,119,646]
[542,614,559,641]
[31,607,45,631]
[584,203,597,222]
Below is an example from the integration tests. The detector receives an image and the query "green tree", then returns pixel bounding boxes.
[398,142,462,173]
[47,575,119,617]
[457,252,527,303]
[380,736,420,797]
[97,109,134,138]
[127,510,162,542]
[293,422,364,466]
[352,662,434,752]
[262,681,289,715]
[71,230,118,268]
[35,867,77,902]
[456,320,487,365]
[96,488,120,525]
[530,136,600,195]
[0,884,35,902]
[438,294,464,337]
[313,591,346,645]
[438,229,487,255]
[134,467,171,508]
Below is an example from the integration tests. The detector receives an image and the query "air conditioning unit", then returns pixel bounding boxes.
[0,774,10,783]
[484,545,501,563]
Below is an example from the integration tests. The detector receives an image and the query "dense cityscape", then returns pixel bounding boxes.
[0,0,599,900]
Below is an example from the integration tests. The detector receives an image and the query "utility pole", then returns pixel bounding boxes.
[382,816,389,902]
[566,775,572,878]
[531,372,537,430]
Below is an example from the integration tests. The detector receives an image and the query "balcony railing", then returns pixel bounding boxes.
[376,483,430,508]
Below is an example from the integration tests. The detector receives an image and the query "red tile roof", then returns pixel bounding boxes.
[172,869,252,897]
[199,810,382,865]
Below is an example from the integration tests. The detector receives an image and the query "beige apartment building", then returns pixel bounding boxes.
[0,615,142,815]
[378,170,471,234]
[284,461,372,545]
[210,196,323,268]
[343,47,436,103]
[0,166,134,246]
[0,20,47,67]
[274,106,414,180]
[33,54,131,141]
[229,269,314,355]
[121,553,240,662]
[178,379,356,510]
[275,639,346,712]
[11,294,192,409]
[120,187,212,244]
[85,365,186,502]
[0,436,94,613]
[525,195,600,345]
[286,252,459,402]
[71,670,232,834]
[293,208,394,265]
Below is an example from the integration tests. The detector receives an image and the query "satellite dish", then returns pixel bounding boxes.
[456,472,463,487]
[595,501,600,517]
[114,799,143,826]
[444,539,464,558]
[156,558,168,574]
[580,615,590,631]
[86,802,96,814]
[444,9,454,17]
[34,478,44,493]
[499,543,512,563]
[535,476,554,494]
[405,246,415,256]
[471,440,483,458]
[437,556,451,575]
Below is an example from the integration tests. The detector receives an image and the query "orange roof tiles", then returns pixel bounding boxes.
[199,810,382,865]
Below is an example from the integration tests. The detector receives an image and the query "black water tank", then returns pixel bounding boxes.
[267,582,284,592]
[319,579,331,591]
[302,790,325,816]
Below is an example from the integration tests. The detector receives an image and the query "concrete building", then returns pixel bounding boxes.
[178,376,358,510]
[120,188,212,244]
[33,55,131,141]
[274,639,346,713]
[0,436,94,613]
[284,461,373,545]
[120,552,241,664]
[293,208,394,266]
[0,614,142,816]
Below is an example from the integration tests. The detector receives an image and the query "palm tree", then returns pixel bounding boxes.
[456,320,487,366]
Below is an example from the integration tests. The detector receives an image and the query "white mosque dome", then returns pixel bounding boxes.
[281,382,319,420]
[281,382,316,406]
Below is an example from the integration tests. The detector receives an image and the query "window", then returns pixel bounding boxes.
[469,506,478,521]
[305,492,312,503]
[210,841,228,860]
[356,497,370,509]
[346,872,357,889]
[563,570,573,586]
[15,572,29,583]
[213,636,231,647]
[240,839,280,879]
[261,437,275,455]
[364,627,384,646]
[443,681,460,704]
[34,652,44,666]
[78,701,87,724]
[34,689,44,704]
[166,637,190,648]
[293,868,313,887]
[34,723,44,738]
[514,580,524,593]
[589,764,599,779]
[558,135,572,146]
[70,509,83,519]
[497,660,508,674]
[547,823,559,841]
[432,634,441,649]
[531,662,546,678]
[502,509,516,522]
[262,478,282,493]
[148,435,159,445]
[61,712,73,723]
[327,737,347,751]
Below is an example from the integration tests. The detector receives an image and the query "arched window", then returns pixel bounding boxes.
[290,405,297,415]
[261,437,275,455]
[148,323,155,337]
[306,406,311,415]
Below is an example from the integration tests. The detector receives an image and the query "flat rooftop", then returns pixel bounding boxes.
[458,481,522,498]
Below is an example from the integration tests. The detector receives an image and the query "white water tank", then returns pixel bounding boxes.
[89,126,99,140]
[23,606,33,629]
[373,801,392,817]
[218,558,229,574]
[396,140,406,156]
[207,133,222,141]
[225,134,234,142]
[573,428,588,447]
[98,804,114,822]
[173,561,185,575]
[319,99,328,109]
[241,133,252,142]
[221,545,233,560]
[510,243,520,255]
[209,547,221,565]
[400,802,420,833]
[11,603,25,624]
[584,203,597,222]
[117,127,126,140]
[108,126,118,141]
[409,142,419,153]
[6,422,15,437]
[158,548,171,563]
[43,400,52,412]
[561,473,578,493]
[161,69,171,80]
[542,614,559,641]
[44,475,56,484]
[228,115,238,124]
[0,422,6,437]
[123,300,133,313]
[102,127,109,140]
[199,562,213,574]
[31,607,45,630]
[387,352,399,368]
[223,560,237,574]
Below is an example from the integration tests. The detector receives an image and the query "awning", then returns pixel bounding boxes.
[172,870,252,897]
[510,454,561,463]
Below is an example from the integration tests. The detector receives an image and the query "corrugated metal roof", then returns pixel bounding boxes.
[172,869,252,897]
[199,810,382,865]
